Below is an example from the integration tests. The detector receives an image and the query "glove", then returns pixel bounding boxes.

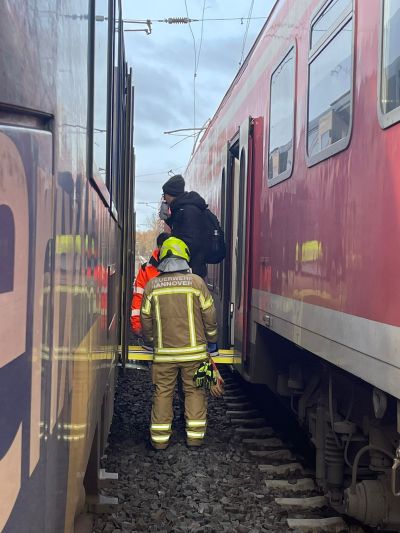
[193,361,217,390]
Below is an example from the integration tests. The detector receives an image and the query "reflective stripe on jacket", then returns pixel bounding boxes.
[130,249,160,334]
[141,272,218,362]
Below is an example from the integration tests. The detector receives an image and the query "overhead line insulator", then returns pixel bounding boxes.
[162,17,198,24]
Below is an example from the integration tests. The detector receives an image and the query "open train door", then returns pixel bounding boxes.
[228,116,262,369]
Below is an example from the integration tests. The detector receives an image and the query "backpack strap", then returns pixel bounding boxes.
[148,255,159,268]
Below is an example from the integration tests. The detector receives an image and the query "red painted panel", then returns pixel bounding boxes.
[185,0,400,334]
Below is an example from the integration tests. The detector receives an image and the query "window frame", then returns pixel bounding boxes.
[377,0,400,129]
[88,0,112,207]
[306,0,355,168]
[267,43,297,187]
[110,0,123,222]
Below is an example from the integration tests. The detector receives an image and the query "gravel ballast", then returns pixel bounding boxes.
[93,368,290,532]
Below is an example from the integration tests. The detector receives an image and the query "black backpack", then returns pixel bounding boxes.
[202,208,226,264]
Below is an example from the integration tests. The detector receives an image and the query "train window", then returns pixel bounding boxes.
[93,0,109,186]
[307,0,353,166]
[379,0,400,128]
[311,0,352,49]
[0,205,15,293]
[268,46,295,186]
[110,2,123,215]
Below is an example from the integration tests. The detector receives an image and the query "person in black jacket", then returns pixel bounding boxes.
[161,174,208,278]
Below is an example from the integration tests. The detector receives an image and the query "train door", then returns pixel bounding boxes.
[227,133,240,347]
[233,117,251,359]
[228,116,262,365]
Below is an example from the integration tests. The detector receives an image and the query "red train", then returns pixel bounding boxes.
[0,1,135,532]
[185,0,400,528]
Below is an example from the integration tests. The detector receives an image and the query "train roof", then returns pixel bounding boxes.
[187,0,280,167]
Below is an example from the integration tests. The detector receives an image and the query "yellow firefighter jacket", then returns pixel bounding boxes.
[140,271,218,363]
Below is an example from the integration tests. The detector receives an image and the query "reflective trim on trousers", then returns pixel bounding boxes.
[151,434,170,443]
[151,423,171,431]
[186,419,206,428]
[186,430,205,439]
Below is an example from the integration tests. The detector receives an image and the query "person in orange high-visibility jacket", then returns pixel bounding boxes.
[130,232,169,336]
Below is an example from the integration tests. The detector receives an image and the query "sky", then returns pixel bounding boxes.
[122,0,275,229]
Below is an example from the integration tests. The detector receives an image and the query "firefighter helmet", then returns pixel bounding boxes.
[159,237,190,262]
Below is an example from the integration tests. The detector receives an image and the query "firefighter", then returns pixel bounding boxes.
[140,237,218,449]
[130,232,169,337]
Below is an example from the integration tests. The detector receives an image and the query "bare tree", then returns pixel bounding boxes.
[135,212,169,270]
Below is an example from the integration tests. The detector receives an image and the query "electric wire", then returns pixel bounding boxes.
[184,0,197,135]
[158,16,269,23]
[239,0,255,66]
[170,132,198,149]
[135,165,185,180]
[195,0,206,74]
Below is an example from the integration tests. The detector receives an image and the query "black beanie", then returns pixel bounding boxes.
[162,174,185,197]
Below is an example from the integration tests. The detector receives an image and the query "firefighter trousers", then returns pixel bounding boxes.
[150,360,207,449]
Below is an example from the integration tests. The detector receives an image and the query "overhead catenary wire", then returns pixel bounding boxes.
[135,165,185,180]
[195,0,207,74]
[184,0,197,135]
[239,0,255,66]
[125,7,273,150]
[158,16,269,23]
[170,131,198,149]
[121,15,271,35]
[182,0,207,147]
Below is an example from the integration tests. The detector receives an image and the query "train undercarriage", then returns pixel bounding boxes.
[246,324,400,530]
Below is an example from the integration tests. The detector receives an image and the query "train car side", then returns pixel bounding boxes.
[0,2,134,532]
[185,0,400,527]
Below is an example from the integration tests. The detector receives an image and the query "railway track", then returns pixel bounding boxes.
[220,368,368,533]
[93,365,371,533]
